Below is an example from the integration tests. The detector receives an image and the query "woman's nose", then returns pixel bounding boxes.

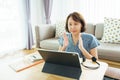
[71,25,75,29]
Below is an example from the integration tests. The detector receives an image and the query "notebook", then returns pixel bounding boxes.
[38,49,82,80]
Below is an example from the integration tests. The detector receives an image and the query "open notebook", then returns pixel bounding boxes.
[9,53,44,72]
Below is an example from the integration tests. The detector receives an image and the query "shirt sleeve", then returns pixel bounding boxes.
[58,36,64,46]
[89,35,100,50]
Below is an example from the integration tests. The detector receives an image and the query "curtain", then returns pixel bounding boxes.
[43,0,53,24]
[25,0,34,49]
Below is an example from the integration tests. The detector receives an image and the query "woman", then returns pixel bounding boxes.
[58,12,100,60]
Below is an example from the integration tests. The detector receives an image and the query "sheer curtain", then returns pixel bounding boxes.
[25,0,34,50]
[51,0,120,24]
[43,0,53,24]
[0,0,26,55]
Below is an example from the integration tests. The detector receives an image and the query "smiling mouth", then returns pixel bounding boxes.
[72,31,76,33]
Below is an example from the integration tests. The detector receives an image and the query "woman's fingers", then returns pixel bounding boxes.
[79,33,82,42]
[63,33,67,41]
[63,33,69,47]
[79,33,83,49]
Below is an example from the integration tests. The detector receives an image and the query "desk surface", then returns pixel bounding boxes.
[0,59,108,80]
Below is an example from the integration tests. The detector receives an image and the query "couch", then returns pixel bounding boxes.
[35,23,120,62]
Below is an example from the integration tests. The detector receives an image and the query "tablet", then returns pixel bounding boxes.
[38,49,82,79]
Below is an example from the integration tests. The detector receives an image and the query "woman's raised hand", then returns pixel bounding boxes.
[63,33,69,48]
[78,33,84,50]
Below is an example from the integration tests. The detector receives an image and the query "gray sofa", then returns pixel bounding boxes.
[35,23,120,62]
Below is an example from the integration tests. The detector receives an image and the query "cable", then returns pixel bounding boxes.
[81,57,100,70]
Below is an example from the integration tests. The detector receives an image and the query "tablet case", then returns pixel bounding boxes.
[38,49,82,79]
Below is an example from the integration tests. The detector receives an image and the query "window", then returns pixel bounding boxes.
[0,0,26,55]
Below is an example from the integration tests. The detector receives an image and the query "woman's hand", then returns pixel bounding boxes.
[63,33,69,48]
[78,33,84,50]
[58,33,68,51]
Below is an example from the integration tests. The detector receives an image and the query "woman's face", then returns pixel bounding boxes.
[68,17,82,35]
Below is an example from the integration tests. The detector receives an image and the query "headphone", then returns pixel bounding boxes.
[81,57,100,70]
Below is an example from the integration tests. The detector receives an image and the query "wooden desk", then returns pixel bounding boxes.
[0,59,108,80]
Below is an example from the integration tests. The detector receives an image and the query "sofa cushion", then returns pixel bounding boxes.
[97,42,120,62]
[95,23,104,40]
[36,24,56,41]
[85,23,95,35]
[101,17,120,43]
[40,38,59,50]
[55,21,66,38]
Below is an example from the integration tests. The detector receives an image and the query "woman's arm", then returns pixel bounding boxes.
[79,47,98,59]
[90,48,98,59]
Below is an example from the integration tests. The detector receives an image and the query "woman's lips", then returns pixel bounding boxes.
[72,30,76,33]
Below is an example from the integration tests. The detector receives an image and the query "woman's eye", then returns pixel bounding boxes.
[69,24,72,26]
[74,23,78,25]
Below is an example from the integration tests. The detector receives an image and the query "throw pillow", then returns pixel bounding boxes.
[55,21,66,38]
[100,17,120,43]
